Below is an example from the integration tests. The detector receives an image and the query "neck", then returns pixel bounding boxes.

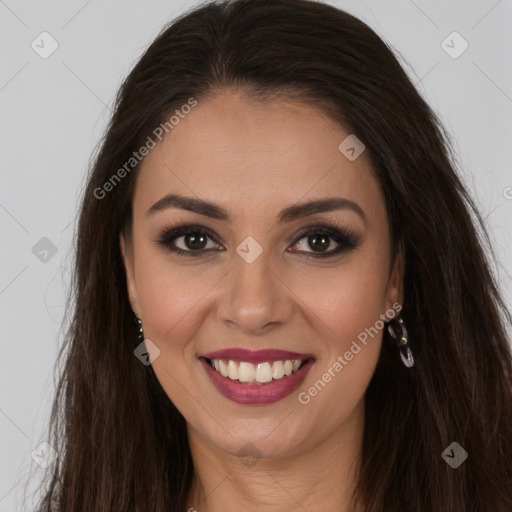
[185,400,365,512]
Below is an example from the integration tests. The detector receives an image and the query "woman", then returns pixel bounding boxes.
[37,0,512,510]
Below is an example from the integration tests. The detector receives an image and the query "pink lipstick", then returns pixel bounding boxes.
[199,348,315,405]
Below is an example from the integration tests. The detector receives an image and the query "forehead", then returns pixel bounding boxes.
[134,91,383,223]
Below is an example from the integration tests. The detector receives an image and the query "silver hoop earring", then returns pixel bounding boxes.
[387,317,414,368]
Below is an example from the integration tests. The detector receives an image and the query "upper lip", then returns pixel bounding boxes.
[200,348,316,364]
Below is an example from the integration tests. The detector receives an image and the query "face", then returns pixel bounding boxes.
[120,90,403,460]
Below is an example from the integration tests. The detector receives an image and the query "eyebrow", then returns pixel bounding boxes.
[146,193,367,226]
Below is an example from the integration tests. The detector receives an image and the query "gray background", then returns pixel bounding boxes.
[1,0,511,509]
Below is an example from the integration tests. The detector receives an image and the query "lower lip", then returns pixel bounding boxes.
[200,357,315,405]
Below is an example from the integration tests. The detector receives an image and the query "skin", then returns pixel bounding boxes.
[120,90,403,512]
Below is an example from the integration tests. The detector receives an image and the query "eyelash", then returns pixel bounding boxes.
[156,222,361,259]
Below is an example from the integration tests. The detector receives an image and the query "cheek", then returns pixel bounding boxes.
[135,261,212,414]
[295,253,389,346]
[135,260,211,350]
[290,250,389,406]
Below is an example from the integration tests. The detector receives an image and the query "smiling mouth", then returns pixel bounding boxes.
[202,357,310,385]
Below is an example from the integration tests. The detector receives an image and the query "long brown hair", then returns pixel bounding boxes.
[36,0,512,510]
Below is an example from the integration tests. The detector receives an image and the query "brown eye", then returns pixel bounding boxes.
[305,233,332,253]
[288,225,360,258]
[291,232,339,254]
[157,225,222,257]
[157,223,360,259]
[181,233,209,251]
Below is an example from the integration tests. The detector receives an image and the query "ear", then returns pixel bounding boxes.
[120,231,142,318]
[385,242,404,312]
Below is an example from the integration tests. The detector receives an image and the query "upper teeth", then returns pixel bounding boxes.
[210,359,304,384]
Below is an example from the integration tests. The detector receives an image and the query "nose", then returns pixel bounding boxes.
[216,251,295,335]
